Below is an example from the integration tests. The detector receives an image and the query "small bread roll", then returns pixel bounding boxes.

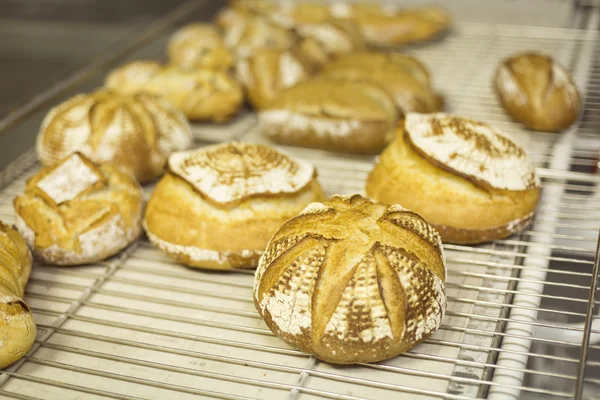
[36,88,192,183]
[168,23,234,70]
[0,222,36,368]
[236,48,311,110]
[494,52,581,132]
[105,61,244,122]
[330,4,451,46]
[14,153,144,265]
[259,78,397,154]
[254,194,446,364]
[144,142,324,270]
[321,52,442,114]
[366,113,541,244]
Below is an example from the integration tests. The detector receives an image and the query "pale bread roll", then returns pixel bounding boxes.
[144,142,324,270]
[254,194,446,363]
[495,52,581,132]
[14,153,144,265]
[105,61,244,122]
[0,222,36,368]
[366,113,541,244]
[36,88,192,183]
[168,23,234,70]
[259,78,398,154]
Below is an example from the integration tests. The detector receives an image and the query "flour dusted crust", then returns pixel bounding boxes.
[404,113,539,191]
[366,117,541,244]
[144,143,324,270]
[36,88,192,183]
[259,78,397,154]
[0,222,36,368]
[105,61,244,122]
[14,153,143,265]
[168,23,234,70]
[254,195,446,363]
[494,52,581,132]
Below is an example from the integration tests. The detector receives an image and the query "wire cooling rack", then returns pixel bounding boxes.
[1,4,600,400]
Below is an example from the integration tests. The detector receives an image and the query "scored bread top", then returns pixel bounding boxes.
[404,113,539,191]
[167,142,316,206]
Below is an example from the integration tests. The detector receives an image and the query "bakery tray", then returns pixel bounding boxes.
[1,1,600,400]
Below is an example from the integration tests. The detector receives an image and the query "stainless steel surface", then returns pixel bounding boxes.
[0,1,599,399]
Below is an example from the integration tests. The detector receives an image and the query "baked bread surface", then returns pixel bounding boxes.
[495,52,581,132]
[0,222,36,368]
[14,153,144,265]
[168,23,234,70]
[144,142,324,270]
[366,113,540,244]
[259,78,397,154]
[36,88,192,183]
[254,194,446,363]
[105,61,244,122]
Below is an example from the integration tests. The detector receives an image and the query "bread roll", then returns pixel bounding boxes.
[0,222,36,368]
[321,52,442,114]
[366,113,541,244]
[495,52,581,132]
[144,142,324,270]
[236,48,310,110]
[36,88,192,183]
[254,194,446,364]
[14,153,144,265]
[168,23,234,70]
[259,78,397,154]
[105,61,244,122]
[331,4,451,46]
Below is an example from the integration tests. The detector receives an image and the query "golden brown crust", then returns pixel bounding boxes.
[254,195,446,363]
[259,78,397,154]
[144,144,325,270]
[168,23,234,70]
[36,88,192,183]
[14,153,144,265]
[366,123,540,244]
[494,52,581,132]
[105,61,244,122]
[0,222,35,369]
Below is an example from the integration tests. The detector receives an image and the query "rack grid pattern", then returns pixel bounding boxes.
[0,16,600,400]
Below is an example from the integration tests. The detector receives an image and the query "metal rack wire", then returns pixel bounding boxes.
[1,2,600,400]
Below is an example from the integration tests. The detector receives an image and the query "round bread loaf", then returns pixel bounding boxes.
[36,88,192,183]
[236,48,310,110]
[168,23,234,70]
[330,4,451,46]
[14,153,144,265]
[259,78,398,154]
[366,113,541,244]
[321,52,442,114]
[494,52,581,132]
[0,222,36,368]
[144,142,324,270]
[254,194,446,364]
[105,61,244,122]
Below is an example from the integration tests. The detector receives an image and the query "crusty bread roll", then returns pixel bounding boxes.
[366,113,541,244]
[259,78,397,154]
[0,222,36,368]
[105,61,244,122]
[168,23,234,70]
[321,52,442,114]
[36,88,192,183]
[236,48,310,110]
[14,153,144,265]
[331,4,451,46]
[254,194,446,364]
[144,142,324,270]
[495,52,581,132]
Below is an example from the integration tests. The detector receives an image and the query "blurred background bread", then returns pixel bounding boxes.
[168,23,234,71]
